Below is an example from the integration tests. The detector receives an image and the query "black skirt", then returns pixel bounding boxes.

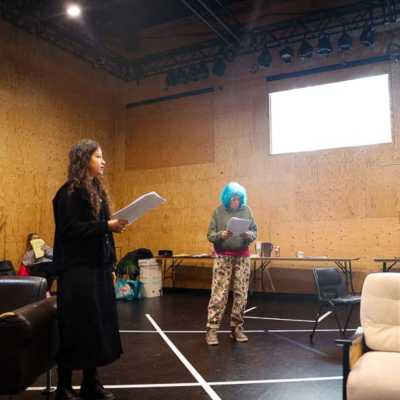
[57,265,122,369]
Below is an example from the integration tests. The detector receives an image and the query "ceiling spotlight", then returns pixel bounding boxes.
[223,45,237,63]
[166,70,178,87]
[360,25,375,47]
[298,39,313,59]
[212,57,226,77]
[257,47,272,67]
[198,63,209,80]
[188,64,200,82]
[280,45,294,63]
[337,31,352,51]
[317,34,332,55]
[176,68,189,85]
[66,4,82,18]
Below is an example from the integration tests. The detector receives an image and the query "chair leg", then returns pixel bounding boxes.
[343,304,354,338]
[310,304,323,343]
[41,367,56,395]
[332,308,344,337]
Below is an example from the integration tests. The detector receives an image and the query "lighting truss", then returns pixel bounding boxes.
[1,0,400,82]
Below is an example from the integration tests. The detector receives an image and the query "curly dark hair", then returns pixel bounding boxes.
[68,139,110,218]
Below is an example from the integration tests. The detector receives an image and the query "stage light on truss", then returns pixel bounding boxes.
[165,70,179,87]
[298,39,313,59]
[212,57,226,77]
[223,45,237,63]
[337,31,352,51]
[198,63,209,80]
[280,45,294,63]
[317,34,332,55]
[360,25,375,47]
[177,68,190,84]
[188,64,200,81]
[257,47,272,67]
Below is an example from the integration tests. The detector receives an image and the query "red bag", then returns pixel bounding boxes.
[17,263,30,276]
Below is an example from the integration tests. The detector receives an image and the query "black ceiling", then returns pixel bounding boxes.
[1,0,400,83]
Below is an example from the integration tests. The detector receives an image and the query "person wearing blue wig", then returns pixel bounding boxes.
[205,182,257,345]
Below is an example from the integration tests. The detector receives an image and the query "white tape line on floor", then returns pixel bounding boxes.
[146,313,221,400]
[244,316,315,323]
[119,330,265,334]
[27,375,342,391]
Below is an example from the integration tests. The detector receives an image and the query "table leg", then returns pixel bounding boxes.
[251,260,274,293]
[264,261,275,292]
[348,261,355,294]
[387,260,399,272]
[162,259,176,287]
[172,260,177,288]
[335,261,354,294]
[161,259,166,285]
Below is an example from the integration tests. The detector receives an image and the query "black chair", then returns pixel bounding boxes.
[0,260,16,276]
[0,276,58,395]
[310,267,360,343]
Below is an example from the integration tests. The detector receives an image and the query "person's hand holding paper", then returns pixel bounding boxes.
[108,219,128,233]
[220,230,233,239]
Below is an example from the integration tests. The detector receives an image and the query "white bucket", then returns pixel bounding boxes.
[139,259,163,298]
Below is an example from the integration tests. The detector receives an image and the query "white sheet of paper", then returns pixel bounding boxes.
[227,217,250,237]
[112,192,166,224]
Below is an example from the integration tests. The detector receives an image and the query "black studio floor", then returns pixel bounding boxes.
[10,290,359,400]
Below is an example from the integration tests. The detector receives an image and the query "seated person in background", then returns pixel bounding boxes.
[22,232,55,291]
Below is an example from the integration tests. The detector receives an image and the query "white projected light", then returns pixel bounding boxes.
[66,4,82,18]
[269,74,392,154]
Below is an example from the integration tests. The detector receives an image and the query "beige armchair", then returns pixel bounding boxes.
[337,273,400,400]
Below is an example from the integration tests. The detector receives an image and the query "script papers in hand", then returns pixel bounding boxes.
[111,192,166,224]
[30,239,45,258]
[226,217,250,237]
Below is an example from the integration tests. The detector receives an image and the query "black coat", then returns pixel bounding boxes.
[53,182,122,369]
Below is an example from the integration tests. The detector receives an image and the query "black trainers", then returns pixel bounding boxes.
[55,387,80,400]
[80,380,115,400]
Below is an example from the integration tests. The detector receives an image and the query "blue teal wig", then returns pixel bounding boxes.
[220,182,247,209]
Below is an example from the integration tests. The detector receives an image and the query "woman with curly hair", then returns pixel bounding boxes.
[206,182,257,346]
[53,139,128,400]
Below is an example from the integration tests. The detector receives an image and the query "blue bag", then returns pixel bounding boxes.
[115,279,142,301]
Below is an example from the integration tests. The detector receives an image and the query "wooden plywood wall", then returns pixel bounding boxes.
[125,93,214,169]
[112,31,400,291]
[0,20,120,268]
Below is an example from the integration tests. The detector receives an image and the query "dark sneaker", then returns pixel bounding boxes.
[55,387,80,400]
[230,326,248,342]
[205,328,219,345]
[80,381,115,400]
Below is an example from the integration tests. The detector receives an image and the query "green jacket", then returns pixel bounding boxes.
[207,205,257,252]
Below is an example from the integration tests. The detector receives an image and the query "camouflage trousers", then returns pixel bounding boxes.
[206,255,251,329]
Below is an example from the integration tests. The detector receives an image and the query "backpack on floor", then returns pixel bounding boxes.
[116,248,153,280]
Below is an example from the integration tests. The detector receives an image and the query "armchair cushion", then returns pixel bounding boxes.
[0,276,47,314]
[347,351,400,400]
